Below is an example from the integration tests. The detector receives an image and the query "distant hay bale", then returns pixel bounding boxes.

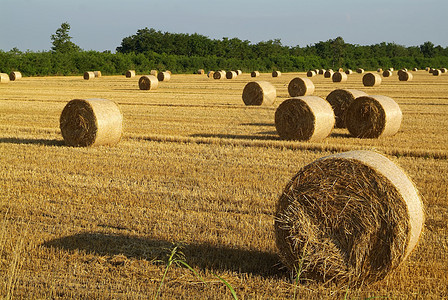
[165,70,172,75]
[242,81,276,106]
[157,71,171,82]
[236,70,243,75]
[275,96,335,141]
[377,68,383,72]
[356,68,365,74]
[363,72,382,87]
[150,70,158,76]
[319,69,326,75]
[275,150,424,285]
[338,68,344,72]
[94,71,102,78]
[138,75,159,90]
[197,69,205,74]
[307,70,317,77]
[0,73,10,83]
[60,98,123,147]
[388,68,394,71]
[272,70,282,77]
[432,69,441,76]
[84,71,95,80]
[429,68,435,74]
[425,67,430,71]
[345,69,353,75]
[213,71,226,79]
[398,71,413,81]
[288,77,315,97]
[324,70,334,78]
[440,68,448,73]
[397,69,407,77]
[345,95,402,138]
[332,71,348,83]
[226,71,238,79]
[9,71,22,81]
[125,70,136,78]
[207,71,214,78]
[251,71,260,77]
[382,70,393,77]
[412,67,418,71]
[326,89,368,128]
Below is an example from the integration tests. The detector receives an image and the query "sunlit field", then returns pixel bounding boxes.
[1,71,447,299]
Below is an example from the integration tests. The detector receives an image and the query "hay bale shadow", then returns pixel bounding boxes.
[190,133,280,141]
[0,137,65,146]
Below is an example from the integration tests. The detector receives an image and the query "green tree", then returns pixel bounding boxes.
[51,22,81,53]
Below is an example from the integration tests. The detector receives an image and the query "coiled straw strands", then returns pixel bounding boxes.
[275,150,424,285]
[383,70,393,77]
[9,71,22,81]
[324,70,334,78]
[272,70,282,77]
[345,95,402,138]
[242,81,276,106]
[326,89,368,128]
[332,71,348,83]
[84,71,95,80]
[307,70,317,77]
[398,71,413,81]
[60,98,123,147]
[157,71,171,82]
[213,71,226,79]
[251,71,260,77]
[275,96,335,141]
[139,75,159,90]
[363,73,382,87]
[126,70,136,78]
[356,68,365,74]
[288,77,315,97]
[226,71,238,79]
[432,69,441,76]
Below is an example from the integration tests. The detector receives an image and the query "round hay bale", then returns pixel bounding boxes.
[150,70,158,76]
[213,71,225,80]
[432,69,441,76]
[251,71,260,77]
[0,73,10,83]
[388,67,394,71]
[197,69,205,74]
[242,81,276,106]
[274,150,424,285]
[157,71,171,82]
[94,71,102,78]
[363,72,382,87]
[306,70,316,77]
[398,71,413,81]
[425,67,430,71]
[319,69,326,75]
[288,77,315,97]
[84,72,95,80]
[125,70,136,78]
[226,71,238,79]
[440,68,448,73]
[207,71,214,78]
[345,95,402,138]
[356,68,365,74]
[412,67,418,71]
[332,71,348,83]
[345,69,353,75]
[9,71,22,81]
[138,75,159,90]
[377,68,383,73]
[60,98,123,147]
[275,96,335,141]
[326,89,368,128]
[272,70,282,77]
[382,70,393,77]
[338,68,344,72]
[236,70,243,75]
[324,70,334,78]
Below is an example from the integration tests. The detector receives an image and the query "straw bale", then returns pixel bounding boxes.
[251,71,260,77]
[9,71,22,81]
[425,67,430,71]
[388,68,394,71]
[382,70,393,77]
[60,98,123,147]
[150,70,158,76]
[377,68,383,72]
[319,69,326,75]
[324,70,334,78]
[412,68,418,71]
[288,77,315,97]
[429,68,435,74]
[363,73,382,87]
[332,71,348,82]
[213,71,226,79]
[356,68,365,74]
[307,70,317,77]
[398,71,413,81]
[226,71,238,79]
[0,73,10,83]
[84,72,95,80]
[345,69,353,75]
[157,71,171,82]
[242,81,276,106]
[338,68,344,72]
[440,68,448,73]
[125,70,136,78]
[236,70,243,75]
[275,150,424,285]
[207,71,214,78]
[138,75,159,90]
[432,69,441,76]
[272,70,282,77]
[94,71,102,78]
[345,95,402,138]
[326,89,368,128]
[197,69,205,74]
[275,96,335,141]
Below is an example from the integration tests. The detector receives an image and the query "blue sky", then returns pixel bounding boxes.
[1,0,447,52]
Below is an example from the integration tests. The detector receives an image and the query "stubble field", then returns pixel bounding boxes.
[1,71,447,299]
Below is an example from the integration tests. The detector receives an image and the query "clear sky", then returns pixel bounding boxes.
[1,0,447,52]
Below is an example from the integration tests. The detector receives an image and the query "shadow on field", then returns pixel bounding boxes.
[42,232,286,278]
[239,122,275,127]
[0,137,65,146]
[329,132,352,138]
[190,133,280,141]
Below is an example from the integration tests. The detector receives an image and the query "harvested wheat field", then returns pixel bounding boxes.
[1,71,448,299]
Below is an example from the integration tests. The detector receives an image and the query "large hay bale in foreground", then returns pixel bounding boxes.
[275,96,335,141]
[138,75,159,90]
[288,77,315,97]
[363,72,382,87]
[275,150,424,285]
[94,71,102,78]
[332,71,348,83]
[251,71,260,77]
[0,73,10,83]
[9,71,22,81]
[324,70,334,78]
[60,98,123,147]
[345,95,402,138]
[326,89,368,128]
[398,71,413,81]
[84,71,95,80]
[125,70,136,78]
[272,70,282,77]
[226,71,237,79]
[242,81,276,106]
[157,71,171,82]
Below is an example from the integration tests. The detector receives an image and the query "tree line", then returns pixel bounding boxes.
[1,24,447,76]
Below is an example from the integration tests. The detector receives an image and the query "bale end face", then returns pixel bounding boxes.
[126,70,136,78]
[332,71,348,83]
[84,72,95,80]
[251,71,260,77]
[326,89,368,128]
[139,75,159,90]
[288,77,315,97]
[242,81,276,106]
[363,73,382,87]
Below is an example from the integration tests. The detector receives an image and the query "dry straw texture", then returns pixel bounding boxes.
[207,71,214,78]
[9,71,22,81]
[319,69,326,75]
[138,75,159,90]
[412,68,418,71]
[272,70,282,77]
[242,81,276,106]
[275,96,335,141]
[236,70,243,75]
[307,70,317,77]
[288,77,315,97]
[440,68,447,73]
[84,71,95,80]
[0,73,10,83]
[125,70,136,78]
[94,71,102,78]
[356,68,365,74]
[275,150,424,286]
[226,71,238,79]
[363,73,382,87]
[326,89,368,128]
[345,95,402,138]
[150,70,158,76]
[377,68,383,72]
[398,71,413,81]
[432,69,441,76]
[59,98,123,147]
[213,71,226,80]
[324,70,334,78]
[345,69,353,75]
[157,71,171,82]
[332,71,348,83]
[383,70,393,77]
[251,71,260,77]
